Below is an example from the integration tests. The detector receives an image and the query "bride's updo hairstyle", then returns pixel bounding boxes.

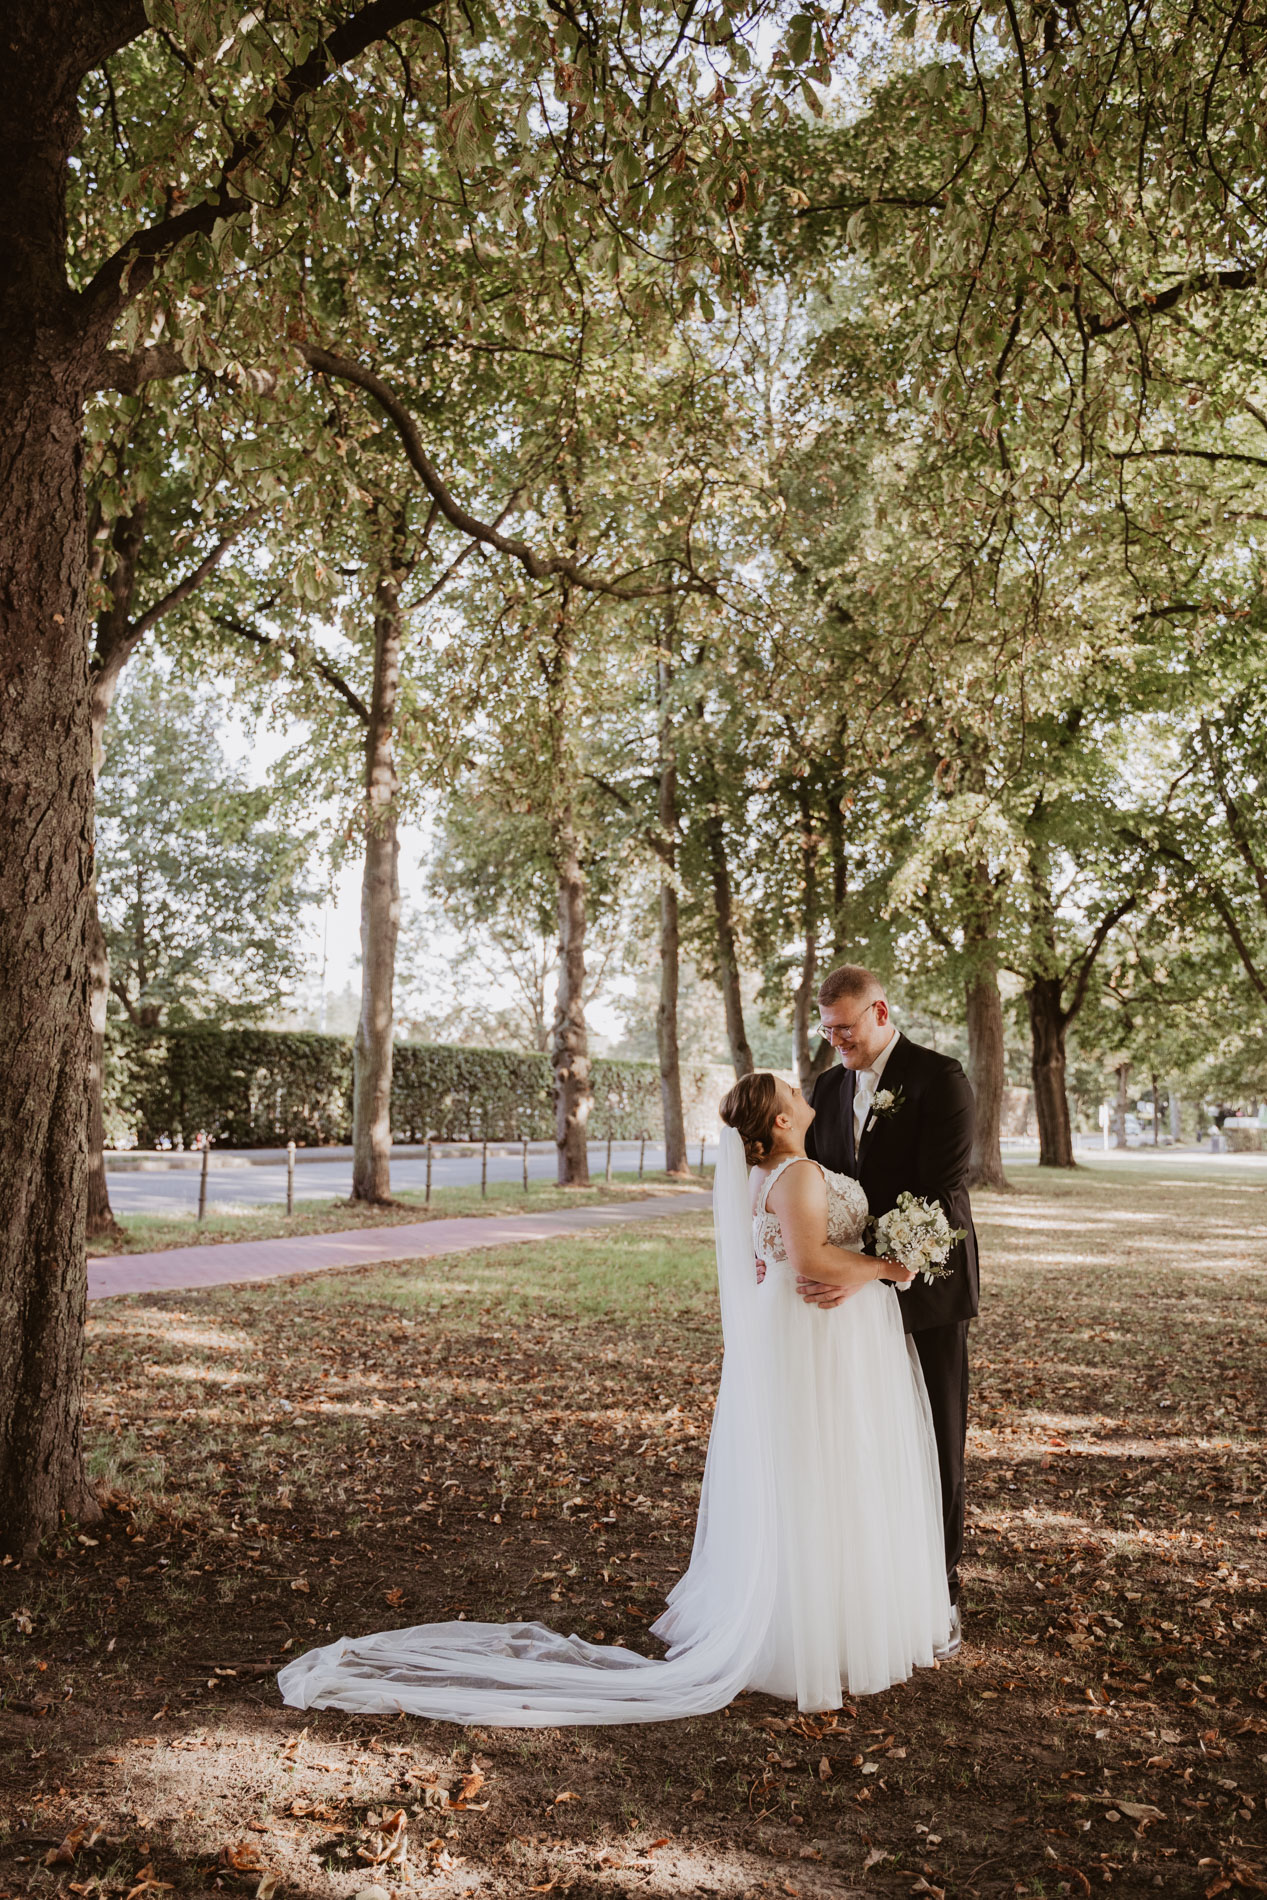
[719,1071,782,1166]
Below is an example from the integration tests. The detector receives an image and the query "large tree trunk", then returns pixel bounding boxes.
[1026,977,1075,1168]
[351,575,403,1204]
[656,656,688,1173]
[702,807,754,1078]
[0,359,102,1551]
[552,803,591,1185]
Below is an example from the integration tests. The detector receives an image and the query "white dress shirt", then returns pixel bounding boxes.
[852,1027,900,1146]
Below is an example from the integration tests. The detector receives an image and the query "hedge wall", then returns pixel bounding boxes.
[103,1023,697,1148]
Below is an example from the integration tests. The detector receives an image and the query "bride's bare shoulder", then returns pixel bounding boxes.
[765,1155,827,1216]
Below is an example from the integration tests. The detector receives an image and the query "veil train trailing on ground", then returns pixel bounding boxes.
[277,1128,947,1724]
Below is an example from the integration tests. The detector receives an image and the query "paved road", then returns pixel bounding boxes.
[103,1140,716,1217]
[101,1134,1266,1217]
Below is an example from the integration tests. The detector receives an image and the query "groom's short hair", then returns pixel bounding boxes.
[818,963,884,1008]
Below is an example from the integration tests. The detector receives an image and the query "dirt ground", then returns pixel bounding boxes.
[2,1159,1265,1900]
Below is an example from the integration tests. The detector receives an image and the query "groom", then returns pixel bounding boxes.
[801,963,978,1656]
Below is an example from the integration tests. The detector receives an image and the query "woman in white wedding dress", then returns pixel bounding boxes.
[278,1073,950,1725]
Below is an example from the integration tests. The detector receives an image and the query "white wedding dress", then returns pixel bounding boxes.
[277,1134,950,1725]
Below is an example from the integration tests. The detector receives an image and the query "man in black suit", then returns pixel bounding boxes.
[802,963,978,1655]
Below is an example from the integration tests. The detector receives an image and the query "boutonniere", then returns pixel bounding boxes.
[869,1085,905,1121]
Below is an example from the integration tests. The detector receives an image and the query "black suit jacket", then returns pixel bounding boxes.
[806,1034,979,1333]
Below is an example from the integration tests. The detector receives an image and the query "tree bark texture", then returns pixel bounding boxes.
[0,364,101,1553]
[703,805,754,1078]
[1026,977,1076,1168]
[965,962,1008,1190]
[351,576,403,1204]
[656,657,688,1173]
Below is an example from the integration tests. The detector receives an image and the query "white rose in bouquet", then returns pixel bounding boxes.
[872,1193,967,1284]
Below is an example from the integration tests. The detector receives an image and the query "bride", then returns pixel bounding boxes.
[278,1073,950,1724]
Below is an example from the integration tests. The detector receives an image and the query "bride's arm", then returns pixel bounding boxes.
[767,1161,907,1293]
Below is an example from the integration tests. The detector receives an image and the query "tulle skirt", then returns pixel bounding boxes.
[730,1272,950,1706]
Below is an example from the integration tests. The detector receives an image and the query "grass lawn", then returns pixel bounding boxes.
[88,1169,713,1255]
[1,1159,1264,1900]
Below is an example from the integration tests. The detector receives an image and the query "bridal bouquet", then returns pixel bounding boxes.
[871,1194,966,1284]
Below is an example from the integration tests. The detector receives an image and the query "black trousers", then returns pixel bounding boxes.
[911,1319,970,1606]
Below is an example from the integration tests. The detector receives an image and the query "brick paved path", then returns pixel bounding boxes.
[87,1192,714,1301]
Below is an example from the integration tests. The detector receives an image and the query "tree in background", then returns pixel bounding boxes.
[82,380,264,1234]
[96,661,311,1029]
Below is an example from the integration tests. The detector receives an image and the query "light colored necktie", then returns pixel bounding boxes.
[853,1069,876,1145]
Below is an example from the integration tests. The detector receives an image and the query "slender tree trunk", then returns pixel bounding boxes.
[823,785,849,958]
[965,962,1008,1190]
[1114,1062,1130,1150]
[541,591,591,1182]
[703,807,754,1078]
[963,851,1007,1187]
[792,790,822,1097]
[1026,977,1076,1168]
[351,574,403,1204]
[552,802,591,1185]
[656,656,688,1173]
[1152,1072,1160,1146]
[798,786,849,1093]
[0,364,103,1551]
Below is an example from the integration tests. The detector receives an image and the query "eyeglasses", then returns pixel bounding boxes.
[817,999,879,1044]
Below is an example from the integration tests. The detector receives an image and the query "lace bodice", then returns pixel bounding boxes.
[754,1157,869,1272]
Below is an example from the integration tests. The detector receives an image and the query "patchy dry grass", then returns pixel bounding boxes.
[2,1160,1265,1900]
[88,1171,713,1256]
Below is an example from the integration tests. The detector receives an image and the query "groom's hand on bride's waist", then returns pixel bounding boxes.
[795,1275,852,1308]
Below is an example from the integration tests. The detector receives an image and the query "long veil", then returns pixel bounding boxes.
[276,1126,778,1726]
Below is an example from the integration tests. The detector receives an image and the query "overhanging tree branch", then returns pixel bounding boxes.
[81,0,443,332]
[1083,265,1259,337]
[97,343,282,396]
[92,516,256,718]
[211,611,371,723]
[1061,891,1137,1026]
[299,343,708,601]
[128,518,258,644]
